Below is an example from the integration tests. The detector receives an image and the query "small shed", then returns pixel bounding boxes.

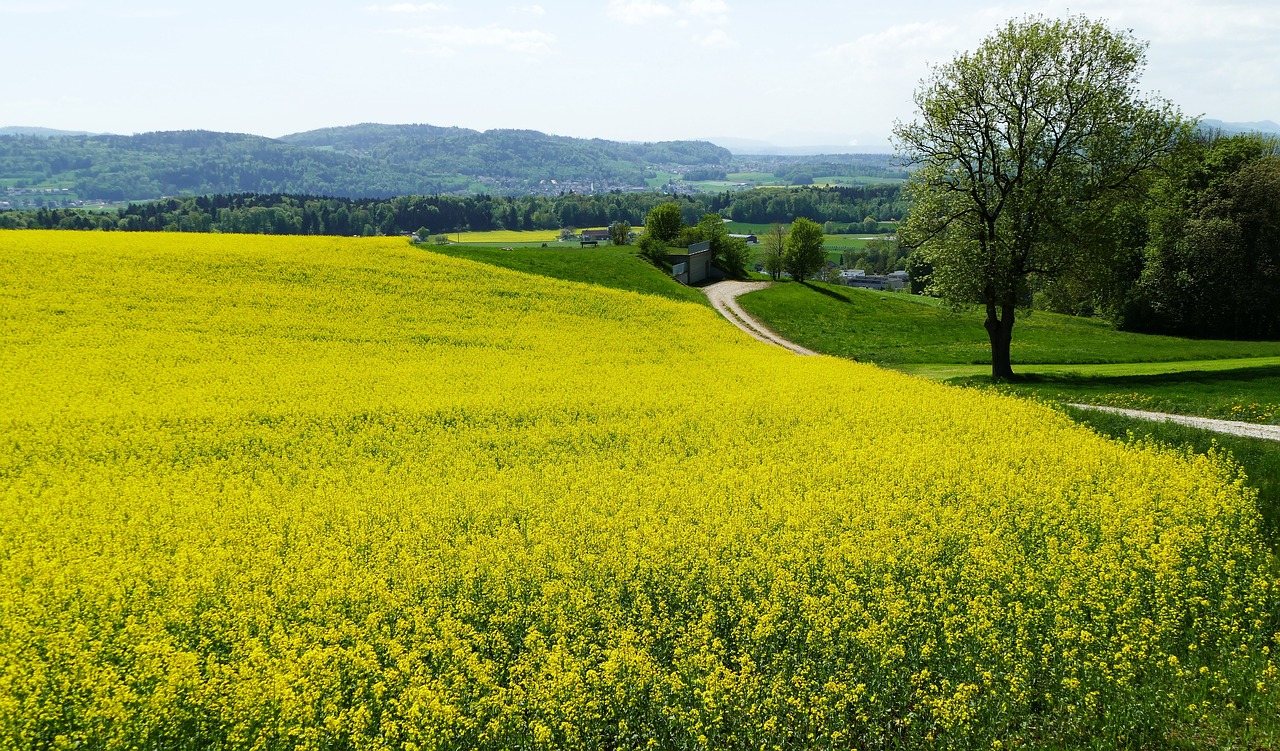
[667,241,714,285]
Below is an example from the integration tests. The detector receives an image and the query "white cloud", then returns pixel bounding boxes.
[698,29,736,48]
[118,8,183,19]
[605,0,676,25]
[390,24,556,56]
[509,4,545,15]
[681,0,729,25]
[605,0,733,48]
[816,21,960,68]
[365,3,449,13]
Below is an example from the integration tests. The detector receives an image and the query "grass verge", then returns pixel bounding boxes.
[952,367,1280,424]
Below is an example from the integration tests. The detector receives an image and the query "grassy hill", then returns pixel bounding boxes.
[3,230,1275,748]
[736,281,1280,366]
[423,241,710,307]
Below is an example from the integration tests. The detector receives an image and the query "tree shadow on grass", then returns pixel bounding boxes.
[800,282,855,304]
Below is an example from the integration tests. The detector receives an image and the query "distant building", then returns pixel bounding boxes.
[842,269,909,291]
[667,241,714,285]
[580,229,611,246]
[729,233,758,244]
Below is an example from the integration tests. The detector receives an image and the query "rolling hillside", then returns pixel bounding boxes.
[0,124,732,201]
[1,230,1276,748]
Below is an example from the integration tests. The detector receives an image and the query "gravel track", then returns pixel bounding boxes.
[703,281,818,356]
[1068,404,1280,442]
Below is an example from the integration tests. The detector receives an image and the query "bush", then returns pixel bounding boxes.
[637,234,669,266]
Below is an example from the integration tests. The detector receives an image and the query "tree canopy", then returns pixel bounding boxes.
[894,14,1184,379]
[1128,132,1280,338]
[643,202,685,244]
[783,218,827,282]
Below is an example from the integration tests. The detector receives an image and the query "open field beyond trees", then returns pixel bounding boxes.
[444,229,564,243]
[1,231,1277,748]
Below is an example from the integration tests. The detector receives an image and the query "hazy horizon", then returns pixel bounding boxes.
[3,0,1277,151]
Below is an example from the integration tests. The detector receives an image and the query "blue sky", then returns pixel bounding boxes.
[2,0,1277,150]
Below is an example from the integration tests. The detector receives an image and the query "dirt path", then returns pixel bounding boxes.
[703,281,818,356]
[1068,404,1280,442]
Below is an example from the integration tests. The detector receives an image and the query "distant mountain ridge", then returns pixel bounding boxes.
[0,126,99,138]
[705,135,895,156]
[0,124,732,201]
[1198,119,1280,136]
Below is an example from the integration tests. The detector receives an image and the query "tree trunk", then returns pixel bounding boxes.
[984,291,1016,380]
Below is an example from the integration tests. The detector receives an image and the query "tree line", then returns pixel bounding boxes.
[0,185,906,236]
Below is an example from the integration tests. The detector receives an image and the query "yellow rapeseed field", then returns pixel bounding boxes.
[0,230,1276,749]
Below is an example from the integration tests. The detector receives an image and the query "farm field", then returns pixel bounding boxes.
[442,229,603,243]
[446,229,561,242]
[812,175,909,187]
[725,220,896,235]
[722,222,881,259]
[1,231,1277,749]
[820,235,876,251]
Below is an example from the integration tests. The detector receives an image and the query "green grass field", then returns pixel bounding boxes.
[646,171,677,187]
[724,221,777,234]
[420,241,710,307]
[682,180,756,192]
[439,228,609,243]
[821,235,876,250]
[737,281,1280,366]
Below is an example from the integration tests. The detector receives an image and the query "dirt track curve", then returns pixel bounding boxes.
[703,281,817,356]
[1069,404,1280,442]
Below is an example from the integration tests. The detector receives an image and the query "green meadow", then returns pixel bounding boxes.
[736,282,1280,367]
[421,241,710,307]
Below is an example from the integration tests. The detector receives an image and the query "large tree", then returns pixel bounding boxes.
[783,217,827,282]
[644,202,684,244]
[894,14,1183,379]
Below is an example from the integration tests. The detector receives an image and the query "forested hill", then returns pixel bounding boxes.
[0,125,732,201]
[279,123,732,174]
